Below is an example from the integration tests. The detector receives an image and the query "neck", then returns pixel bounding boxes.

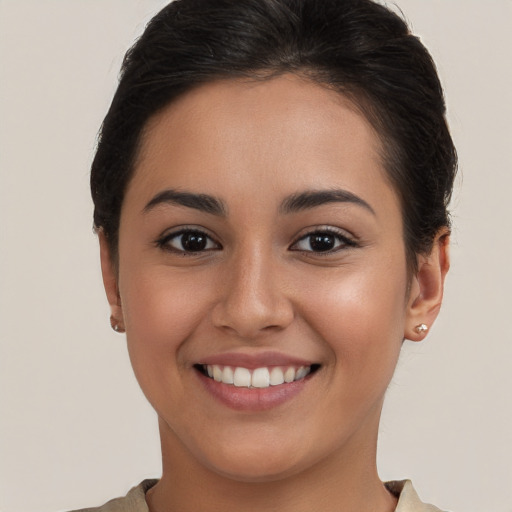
[146,418,397,512]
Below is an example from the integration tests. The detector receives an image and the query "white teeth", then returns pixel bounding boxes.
[284,367,296,383]
[252,367,270,388]
[269,367,285,386]
[203,364,313,388]
[233,367,252,387]
[213,365,223,382]
[222,366,234,384]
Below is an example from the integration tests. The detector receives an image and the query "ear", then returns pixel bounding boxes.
[99,230,125,333]
[405,228,450,341]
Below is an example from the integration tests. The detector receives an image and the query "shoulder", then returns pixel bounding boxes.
[386,480,448,512]
[68,479,158,512]
[68,478,446,512]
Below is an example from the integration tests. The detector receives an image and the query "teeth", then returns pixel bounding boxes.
[252,367,270,388]
[296,366,309,380]
[203,364,313,388]
[269,367,285,385]
[222,366,234,384]
[233,367,251,387]
[284,367,295,383]
[213,365,223,382]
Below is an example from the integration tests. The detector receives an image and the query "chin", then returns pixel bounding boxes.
[196,438,309,483]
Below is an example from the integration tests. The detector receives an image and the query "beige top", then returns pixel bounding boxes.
[71,479,446,512]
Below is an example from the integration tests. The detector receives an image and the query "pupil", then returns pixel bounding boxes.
[182,233,207,251]
[310,234,334,252]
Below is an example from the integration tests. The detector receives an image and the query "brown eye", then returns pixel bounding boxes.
[308,234,337,252]
[291,229,357,253]
[158,229,220,253]
[180,232,208,251]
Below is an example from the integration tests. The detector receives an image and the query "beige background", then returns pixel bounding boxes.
[1,1,511,511]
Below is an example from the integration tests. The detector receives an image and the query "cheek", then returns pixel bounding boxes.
[297,259,407,373]
[121,259,217,327]
[118,267,214,394]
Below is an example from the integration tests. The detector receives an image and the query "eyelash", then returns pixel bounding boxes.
[155,227,357,256]
[290,227,358,255]
[155,228,222,254]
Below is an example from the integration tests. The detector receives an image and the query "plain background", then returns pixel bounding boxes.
[1,1,511,511]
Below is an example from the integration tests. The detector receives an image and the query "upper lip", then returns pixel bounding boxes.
[197,351,316,369]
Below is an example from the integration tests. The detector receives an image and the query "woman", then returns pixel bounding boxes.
[85,0,456,510]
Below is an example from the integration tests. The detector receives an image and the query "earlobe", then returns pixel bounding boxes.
[405,229,450,341]
[99,230,125,333]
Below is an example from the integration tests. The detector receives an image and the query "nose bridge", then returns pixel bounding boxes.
[212,242,293,337]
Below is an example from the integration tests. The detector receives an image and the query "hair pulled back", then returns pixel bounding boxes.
[91,0,457,269]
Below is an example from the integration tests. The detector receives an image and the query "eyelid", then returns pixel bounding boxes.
[289,226,358,253]
[155,226,222,254]
[154,225,357,255]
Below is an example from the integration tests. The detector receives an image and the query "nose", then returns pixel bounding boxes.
[211,246,294,339]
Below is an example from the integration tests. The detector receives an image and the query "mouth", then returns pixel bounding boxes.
[194,363,321,389]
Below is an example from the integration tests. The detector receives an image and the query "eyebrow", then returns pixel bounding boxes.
[280,189,376,215]
[143,189,227,216]
[143,187,374,217]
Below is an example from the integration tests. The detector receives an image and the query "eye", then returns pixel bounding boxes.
[157,228,221,254]
[291,229,357,253]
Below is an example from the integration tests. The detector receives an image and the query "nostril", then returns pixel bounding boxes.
[262,323,286,331]
[210,269,295,338]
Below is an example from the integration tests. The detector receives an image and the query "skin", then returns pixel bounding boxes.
[100,75,449,512]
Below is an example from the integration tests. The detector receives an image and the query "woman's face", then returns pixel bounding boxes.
[103,75,436,481]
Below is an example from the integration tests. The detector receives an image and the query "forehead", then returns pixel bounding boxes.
[127,74,398,216]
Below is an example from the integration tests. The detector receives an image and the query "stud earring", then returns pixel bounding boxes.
[110,315,125,333]
[415,323,428,334]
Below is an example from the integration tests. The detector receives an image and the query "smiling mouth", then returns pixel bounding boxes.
[194,364,321,389]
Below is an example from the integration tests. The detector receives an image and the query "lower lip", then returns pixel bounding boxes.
[196,370,310,412]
